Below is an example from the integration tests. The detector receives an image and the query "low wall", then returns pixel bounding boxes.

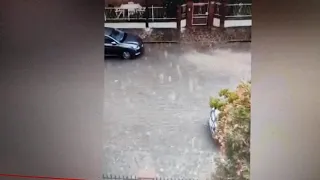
[105,22,146,29]
[105,19,250,29]
[105,19,186,29]
[213,18,252,27]
[225,19,252,27]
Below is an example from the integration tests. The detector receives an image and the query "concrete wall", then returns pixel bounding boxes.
[105,18,250,29]
[104,18,251,29]
[213,18,220,27]
[181,19,187,27]
[213,18,252,27]
[105,19,186,29]
[225,19,252,27]
[105,22,146,28]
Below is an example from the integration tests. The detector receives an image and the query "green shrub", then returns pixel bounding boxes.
[210,81,251,180]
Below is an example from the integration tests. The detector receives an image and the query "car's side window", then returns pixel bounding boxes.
[105,37,113,44]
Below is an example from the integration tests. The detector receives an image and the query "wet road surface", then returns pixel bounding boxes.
[103,43,251,179]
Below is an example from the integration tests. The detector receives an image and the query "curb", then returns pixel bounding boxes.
[143,41,179,44]
[227,39,251,43]
[142,39,251,44]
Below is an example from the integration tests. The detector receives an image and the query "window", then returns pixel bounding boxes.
[109,29,125,42]
[104,36,113,44]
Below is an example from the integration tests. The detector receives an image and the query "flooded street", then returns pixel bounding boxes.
[103,43,251,179]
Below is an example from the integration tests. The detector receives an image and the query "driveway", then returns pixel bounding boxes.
[103,43,251,179]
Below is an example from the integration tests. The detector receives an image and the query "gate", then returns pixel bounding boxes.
[192,3,209,26]
[103,174,198,180]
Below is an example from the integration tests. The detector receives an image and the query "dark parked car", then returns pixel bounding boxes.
[104,27,144,59]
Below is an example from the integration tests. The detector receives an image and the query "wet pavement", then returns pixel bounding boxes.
[119,27,251,43]
[103,43,251,179]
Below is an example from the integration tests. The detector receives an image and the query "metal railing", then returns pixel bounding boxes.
[102,174,198,180]
[103,175,138,180]
[0,173,198,180]
[181,4,187,19]
[193,3,209,15]
[213,2,252,18]
[105,6,177,21]
[225,3,252,18]
[213,2,221,17]
[192,3,209,25]
[148,6,176,20]
[105,7,146,20]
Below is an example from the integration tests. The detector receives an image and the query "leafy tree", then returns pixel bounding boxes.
[210,81,251,180]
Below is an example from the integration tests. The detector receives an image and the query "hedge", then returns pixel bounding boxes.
[210,81,251,180]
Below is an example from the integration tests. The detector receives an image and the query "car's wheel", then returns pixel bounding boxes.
[122,51,132,59]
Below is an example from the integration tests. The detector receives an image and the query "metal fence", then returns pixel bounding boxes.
[181,4,187,19]
[105,6,177,22]
[0,174,198,180]
[192,2,209,25]
[103,175,138,180]
[103,174,198,180]
[149,6,176,21]
[225,3,252,18]
[105,7,145,21]
[213,2,252,19]
[104,2,251,27]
